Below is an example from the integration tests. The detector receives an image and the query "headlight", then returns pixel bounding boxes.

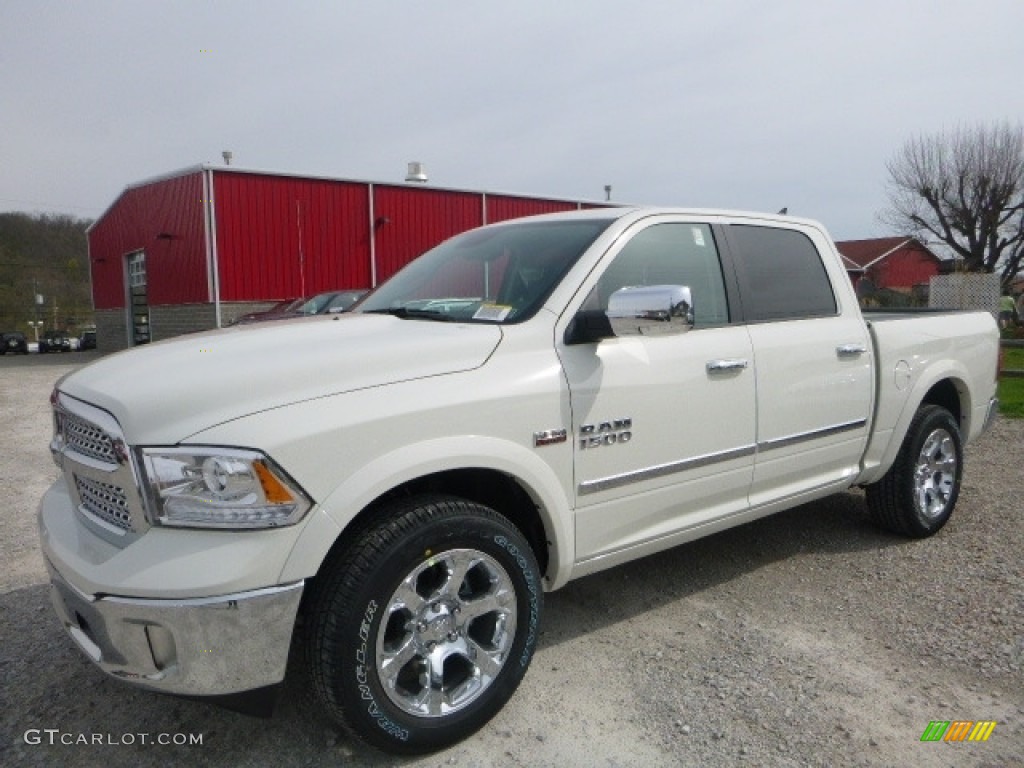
[139,447,312,529]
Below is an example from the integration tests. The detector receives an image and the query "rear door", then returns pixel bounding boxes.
[722,223,873,506]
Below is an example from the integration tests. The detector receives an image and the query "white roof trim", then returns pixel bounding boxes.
[198,164,622,207]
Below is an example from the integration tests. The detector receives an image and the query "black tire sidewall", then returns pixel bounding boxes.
[898,407,963,536]
[319,502,542,753]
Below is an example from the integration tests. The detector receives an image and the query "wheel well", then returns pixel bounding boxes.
[920,378,964,429]
[318,468,551,578]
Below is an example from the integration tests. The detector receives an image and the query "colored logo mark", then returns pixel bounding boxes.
[920,720,997,742]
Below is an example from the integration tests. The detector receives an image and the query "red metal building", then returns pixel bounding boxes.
[88,165,606,352]
[834,237,942,303]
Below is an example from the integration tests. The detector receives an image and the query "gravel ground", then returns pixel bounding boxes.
[1,353,1021,767]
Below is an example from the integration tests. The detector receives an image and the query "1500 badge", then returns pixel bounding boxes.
[579,418,632,449]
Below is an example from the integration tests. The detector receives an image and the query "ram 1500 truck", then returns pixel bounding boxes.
[40,208,999,754]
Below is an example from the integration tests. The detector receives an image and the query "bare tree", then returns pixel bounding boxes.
[882,123,1024,289]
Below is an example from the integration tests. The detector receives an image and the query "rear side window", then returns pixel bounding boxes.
[729,225,836,321]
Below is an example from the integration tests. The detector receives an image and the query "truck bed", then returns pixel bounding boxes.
[857,309,999,485]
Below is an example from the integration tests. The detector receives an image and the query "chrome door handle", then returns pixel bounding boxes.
[706,358,749,373]
[836,344,867,358]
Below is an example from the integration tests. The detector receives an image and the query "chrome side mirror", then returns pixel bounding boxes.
[607,285,694,337]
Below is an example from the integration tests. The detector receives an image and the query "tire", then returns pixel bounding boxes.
[865,405,963,537]
[307,496,543,754]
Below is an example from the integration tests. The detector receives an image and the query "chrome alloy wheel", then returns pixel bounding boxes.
[376,548,517,718]
[913,427,958,520]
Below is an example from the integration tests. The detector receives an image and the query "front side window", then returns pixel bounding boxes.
[588,223,730,327]
[357,218,615,324]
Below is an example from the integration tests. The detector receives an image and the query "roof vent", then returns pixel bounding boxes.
[222,150,233,166]
[405,162,428,183]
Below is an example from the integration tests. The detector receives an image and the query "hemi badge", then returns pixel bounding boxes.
[534,429,567,447]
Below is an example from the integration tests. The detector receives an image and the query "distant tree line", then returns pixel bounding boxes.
[0,212,93,335]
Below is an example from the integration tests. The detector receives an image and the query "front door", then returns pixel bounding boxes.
[557,219,756,564]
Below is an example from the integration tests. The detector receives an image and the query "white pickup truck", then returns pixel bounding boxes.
[40,208,999,753]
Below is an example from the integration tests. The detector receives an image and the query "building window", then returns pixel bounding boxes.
[125,251,150,344]
[127,252,146,288]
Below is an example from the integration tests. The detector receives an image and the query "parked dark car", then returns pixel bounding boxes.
[226,298,302,326]
[1,331,29,355]
[39,331,72,353]
[229,290,367,325]
[321,290,370,313]
[79,330,97,350]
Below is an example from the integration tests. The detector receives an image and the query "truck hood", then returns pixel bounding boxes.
[60,314,502,443]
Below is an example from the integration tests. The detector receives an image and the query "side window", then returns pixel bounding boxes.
[729,225,836,321]
[593,223,729,326]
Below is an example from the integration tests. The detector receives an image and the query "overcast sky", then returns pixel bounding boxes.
[2,0,1022,240]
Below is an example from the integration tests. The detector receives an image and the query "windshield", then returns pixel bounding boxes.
[357,218,614,323]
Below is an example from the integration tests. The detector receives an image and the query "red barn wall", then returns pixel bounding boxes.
[213,172,372,301]
[91,168,606,312]
[372,186,484,283]
[870,246,939,290]
[88,172,207,309]
[485,195,577,223]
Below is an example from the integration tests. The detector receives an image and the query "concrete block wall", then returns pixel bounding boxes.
[148,304,217,342]
[93,302,283,355]
[94,309,129,355]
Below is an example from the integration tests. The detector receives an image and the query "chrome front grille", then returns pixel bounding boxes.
[75,475,133,532]
[53,393,146,542]
[60,409,118,464]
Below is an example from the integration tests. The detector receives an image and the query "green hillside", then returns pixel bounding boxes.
[0,212,93,336]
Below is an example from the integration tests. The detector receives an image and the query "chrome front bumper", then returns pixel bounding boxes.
[46,558,303,696]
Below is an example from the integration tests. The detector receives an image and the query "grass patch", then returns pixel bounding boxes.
[998,376,1024,419]
[1003,346,1024,370]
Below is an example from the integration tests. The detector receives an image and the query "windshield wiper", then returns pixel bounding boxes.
[362,307,457,322]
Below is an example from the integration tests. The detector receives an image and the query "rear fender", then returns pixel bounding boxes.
[859,359,972,485]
